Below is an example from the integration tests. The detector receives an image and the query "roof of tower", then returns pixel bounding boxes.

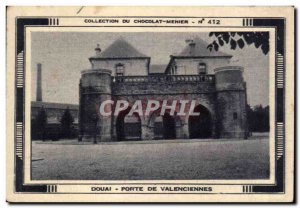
[174,37,232,58]
[90,38,150,59]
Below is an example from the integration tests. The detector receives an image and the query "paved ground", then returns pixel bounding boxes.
[31,136,269,180]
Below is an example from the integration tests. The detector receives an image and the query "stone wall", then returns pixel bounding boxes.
[214,66,248,138]
[216,91,247,138]
[79,68,248,142]
[112,75,215,95]
[79,69,112,142]
[110,74,218,140]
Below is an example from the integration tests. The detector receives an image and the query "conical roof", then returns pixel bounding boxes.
[175,37,231,57]
[91,38,149,59]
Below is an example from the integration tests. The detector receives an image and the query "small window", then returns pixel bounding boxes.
[116,63,125,76]
[233,112,238,120]
[172,65,178,75]
[198,63,207,75]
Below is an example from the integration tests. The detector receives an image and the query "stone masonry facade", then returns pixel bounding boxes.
[78,38,248,142]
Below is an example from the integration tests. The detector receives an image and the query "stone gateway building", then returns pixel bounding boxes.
[79,37,248,142]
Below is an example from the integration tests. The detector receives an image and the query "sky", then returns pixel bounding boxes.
[31,32,269,107]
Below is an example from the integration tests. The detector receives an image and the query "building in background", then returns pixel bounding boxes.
[31,63,79,140]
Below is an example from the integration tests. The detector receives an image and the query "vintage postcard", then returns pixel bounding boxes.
[6,6,294,203]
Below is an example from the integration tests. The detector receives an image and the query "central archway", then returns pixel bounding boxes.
[188,104,212,138]
[116,107,141,141]
[150,110,177,140]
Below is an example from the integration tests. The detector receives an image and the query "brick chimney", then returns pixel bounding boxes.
[95,43,101,56]
[185,39,196,55]
[36,63,42,102]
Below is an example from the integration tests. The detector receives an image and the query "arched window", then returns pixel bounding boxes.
[116,63,125,76]
[198,63,207,75]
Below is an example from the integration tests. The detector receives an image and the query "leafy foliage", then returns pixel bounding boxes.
[247,105,269,132]
[207,32,269,55]
[35,107,48,140]
[60,108,74,138]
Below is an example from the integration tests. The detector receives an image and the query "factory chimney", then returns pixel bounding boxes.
[36,63,42,102]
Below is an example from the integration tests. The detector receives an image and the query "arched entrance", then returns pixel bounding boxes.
[153,116,163,139]
[150,111,176,140]
[116,107,141,141]
[188,104,212,138]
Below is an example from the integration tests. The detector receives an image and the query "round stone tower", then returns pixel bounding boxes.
[79,69,112,142]
[79,44,113,142]
[214,66,248,139]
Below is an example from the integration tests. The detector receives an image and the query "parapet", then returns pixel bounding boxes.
[214,66,245,91]
[214,66,244,73]
[81,68,112,76]
[80,68,112,93]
